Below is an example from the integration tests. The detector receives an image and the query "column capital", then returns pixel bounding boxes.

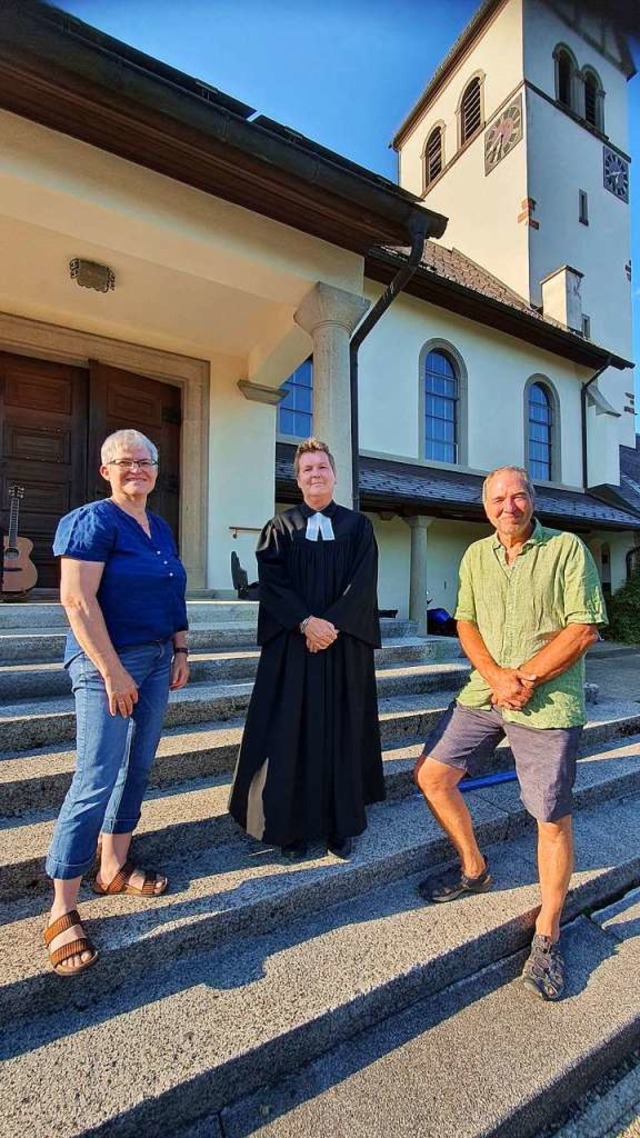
[294,282,369,337]
[405,515,434,531]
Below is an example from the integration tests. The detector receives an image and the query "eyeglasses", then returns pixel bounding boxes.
[107,459,158,470]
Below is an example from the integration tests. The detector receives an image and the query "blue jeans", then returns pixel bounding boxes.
[46,640,172,880]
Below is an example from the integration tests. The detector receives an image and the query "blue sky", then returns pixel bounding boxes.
[54,0,639,396]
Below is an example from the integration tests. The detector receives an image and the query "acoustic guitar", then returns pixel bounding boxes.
[2,485,38,596]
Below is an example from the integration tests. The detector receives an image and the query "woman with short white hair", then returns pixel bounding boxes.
[43,428,189,976]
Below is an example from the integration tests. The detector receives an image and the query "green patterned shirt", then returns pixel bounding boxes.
[454,520,608,727]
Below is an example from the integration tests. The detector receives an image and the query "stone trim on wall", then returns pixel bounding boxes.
[0,311,209,589]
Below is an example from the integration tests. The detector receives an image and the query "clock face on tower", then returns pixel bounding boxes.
[484,95,523,174]
[602,146,629,203]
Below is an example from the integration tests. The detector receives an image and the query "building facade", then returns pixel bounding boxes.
[0,0,637,629]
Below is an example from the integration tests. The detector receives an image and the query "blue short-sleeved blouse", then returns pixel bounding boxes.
[53,499,188,663]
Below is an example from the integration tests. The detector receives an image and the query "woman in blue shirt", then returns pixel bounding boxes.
[44,429,189,976]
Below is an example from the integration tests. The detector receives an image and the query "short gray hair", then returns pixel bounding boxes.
[482,465,535,504]
[101,429,158,465]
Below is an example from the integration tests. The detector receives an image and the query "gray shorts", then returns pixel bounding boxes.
[424,701,583,822]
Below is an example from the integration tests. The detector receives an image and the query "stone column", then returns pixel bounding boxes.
[405,516,433,635]
[294,282,369,507]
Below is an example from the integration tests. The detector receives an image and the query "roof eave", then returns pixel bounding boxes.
[365,249,633,371]
[0,2,447,254]
[275,477,640,532]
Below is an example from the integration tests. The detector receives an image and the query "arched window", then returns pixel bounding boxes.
[425,126,443,187]
[583,68,604,131]
[527,382,553,480]
[278,358,312,438]
[460,78,482,145]
[554,47,575,110]
[424,350,458,464]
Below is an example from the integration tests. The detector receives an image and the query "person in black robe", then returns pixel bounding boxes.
[228,437,385,859]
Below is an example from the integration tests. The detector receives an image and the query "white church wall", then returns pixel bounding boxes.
[359,287,587,488]
[417,117,531,302]
[371,516,411,618]
[0,108,376,598]
[523,0,631,154]
[370,515,491,621]
[396,0,531,301]
[524,3,635,450]
[0,110,365,307]
[425,520,492,611]
[526,94,635,448]
[586,404,622,487]
[526,98,632,354]
[208,355,277,596]
[398,0,524,195]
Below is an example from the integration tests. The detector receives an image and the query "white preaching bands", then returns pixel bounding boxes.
[305,512,335,542]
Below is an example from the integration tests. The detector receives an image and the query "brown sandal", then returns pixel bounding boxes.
[93,859,168,897]
[44,910,98,976]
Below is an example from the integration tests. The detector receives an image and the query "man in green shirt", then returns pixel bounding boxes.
[415,466,607,1000]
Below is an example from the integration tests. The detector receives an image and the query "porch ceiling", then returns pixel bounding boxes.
[0,3,446,255]
[0,214,290,359]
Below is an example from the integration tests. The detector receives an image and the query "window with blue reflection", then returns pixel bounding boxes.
[425,350,458,463]
[528,382,552,480]
[278,358,313,438]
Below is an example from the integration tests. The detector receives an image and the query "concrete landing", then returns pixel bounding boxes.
[221,912,640,1138]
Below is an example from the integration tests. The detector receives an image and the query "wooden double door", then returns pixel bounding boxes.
[0,353,181,589]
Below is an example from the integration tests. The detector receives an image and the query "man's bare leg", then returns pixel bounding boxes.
[414,755,486,877]
[535,815,573,942]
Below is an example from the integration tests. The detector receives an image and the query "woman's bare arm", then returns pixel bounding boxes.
[60,558,138,716]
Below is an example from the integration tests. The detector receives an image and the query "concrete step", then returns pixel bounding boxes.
[2,700,640,823]
[0,601,421,637]
[0,623,446,669]
[0,731,443,901]
[0,639,464,700]
[220,897,640,1138]
[0,624,259,663]
[2,784,639,1137]
[0,662,470,751]
[0,686,453,758]
[0,600,261,630]
[2,723,639,908]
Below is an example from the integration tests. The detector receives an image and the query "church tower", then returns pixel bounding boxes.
[393,0,636,449]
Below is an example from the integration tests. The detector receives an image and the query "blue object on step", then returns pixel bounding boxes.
[459,770,518,792]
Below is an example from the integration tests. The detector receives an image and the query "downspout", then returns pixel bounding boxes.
[581,356,611,490]
[349,213,445,511]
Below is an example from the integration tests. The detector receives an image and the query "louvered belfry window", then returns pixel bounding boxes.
[460,78,482,144]
[425,127,443,186]
[557,50,573,108]
[584,74,598,124]
[584,70,602,129]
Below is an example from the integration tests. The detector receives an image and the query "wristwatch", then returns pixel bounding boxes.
[299,617,311,634]
[173,646,189,656]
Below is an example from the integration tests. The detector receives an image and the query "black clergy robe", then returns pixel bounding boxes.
[228,500,385,846]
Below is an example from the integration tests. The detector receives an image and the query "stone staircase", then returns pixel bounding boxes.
[1,601,639,1138]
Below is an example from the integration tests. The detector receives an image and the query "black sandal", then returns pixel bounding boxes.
[419,860,492,903]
